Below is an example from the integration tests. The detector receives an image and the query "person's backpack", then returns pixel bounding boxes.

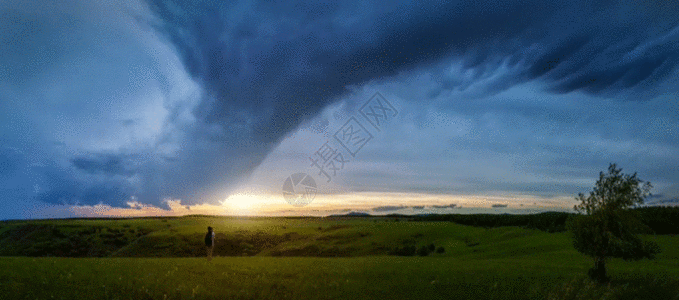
[204,232,213,247]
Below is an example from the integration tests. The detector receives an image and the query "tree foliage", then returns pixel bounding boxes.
[567,163,660,282]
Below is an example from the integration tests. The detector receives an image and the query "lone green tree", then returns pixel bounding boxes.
[567,163,660,282]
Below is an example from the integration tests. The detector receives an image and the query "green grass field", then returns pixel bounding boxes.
[1,216,677,299]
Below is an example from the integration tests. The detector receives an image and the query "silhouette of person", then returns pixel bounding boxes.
[205,226,215,261]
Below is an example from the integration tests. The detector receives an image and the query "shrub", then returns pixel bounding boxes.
[388,245,416,256]
[417,245,430,256]
[436,246,445,253]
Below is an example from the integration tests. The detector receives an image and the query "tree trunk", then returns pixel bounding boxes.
[588,257,608,283]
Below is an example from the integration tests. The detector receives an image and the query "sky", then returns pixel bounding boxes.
[1,0,678,220]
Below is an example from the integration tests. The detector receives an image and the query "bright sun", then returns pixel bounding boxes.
[223,193,259,211]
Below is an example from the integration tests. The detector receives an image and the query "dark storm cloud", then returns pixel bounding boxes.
[144,0,679,202]
[2,0,679,215]
[145,0,568,144]
[36,177,130,207]
[71,154,134,176]
[421,2,679,100]
[0,0,168,210]
[538,31,679,95]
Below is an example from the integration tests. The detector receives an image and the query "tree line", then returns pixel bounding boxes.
[410,206,678,234]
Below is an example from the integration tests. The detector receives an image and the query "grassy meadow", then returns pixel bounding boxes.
[0,215,678,299]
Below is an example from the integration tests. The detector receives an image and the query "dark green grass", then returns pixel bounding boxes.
[1,216,677,299]
[2,215,675,259]
[1,255,678,300]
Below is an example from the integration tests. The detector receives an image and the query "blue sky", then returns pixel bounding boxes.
[1,0,678,219]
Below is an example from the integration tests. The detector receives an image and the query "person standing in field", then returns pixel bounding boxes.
[205,226,215,261]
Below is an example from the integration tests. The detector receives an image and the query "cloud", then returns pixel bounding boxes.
[2,0,679,218]
[145,0,677,199]
[371,205,406,212]
[71,154,135,176]
[247,76,679,205]
[646,198,679,207]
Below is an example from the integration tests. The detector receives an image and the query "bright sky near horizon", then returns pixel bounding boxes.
[1,0,679,220]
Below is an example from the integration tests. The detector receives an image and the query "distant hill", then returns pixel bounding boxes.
[326,212,372,218]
